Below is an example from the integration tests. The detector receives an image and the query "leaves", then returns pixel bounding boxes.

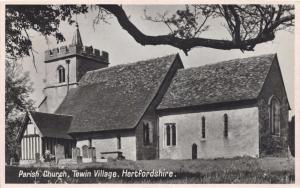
[5,60,34,120]
[5,60,35,163]
[5,5,89,60]
[139,4,294,53]
[5,4,295,58]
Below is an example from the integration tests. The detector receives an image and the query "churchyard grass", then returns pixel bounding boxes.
[6,157,294,183]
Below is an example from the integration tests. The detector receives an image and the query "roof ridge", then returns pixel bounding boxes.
[180,53,276,72]
[158,53,276,110]
[83,53,178,76]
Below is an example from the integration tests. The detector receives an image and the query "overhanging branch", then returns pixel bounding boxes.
[98,5,294,55]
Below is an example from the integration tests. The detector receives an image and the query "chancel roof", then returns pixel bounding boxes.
[157,54,276,110]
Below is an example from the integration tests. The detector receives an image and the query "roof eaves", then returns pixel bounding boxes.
[157,98,258,115]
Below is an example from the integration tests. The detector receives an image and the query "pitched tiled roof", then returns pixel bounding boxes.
[56,54,179,134]
[157,54,276,110]
[30,111,73,139]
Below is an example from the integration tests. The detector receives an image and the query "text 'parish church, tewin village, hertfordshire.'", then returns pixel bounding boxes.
[17,23,290,163]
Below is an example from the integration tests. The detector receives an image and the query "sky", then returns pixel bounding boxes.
[18,5,295,116]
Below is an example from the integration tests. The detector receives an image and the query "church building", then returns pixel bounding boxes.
[17,24,290,162]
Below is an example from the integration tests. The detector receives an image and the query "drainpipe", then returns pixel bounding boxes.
[66,59,70,93]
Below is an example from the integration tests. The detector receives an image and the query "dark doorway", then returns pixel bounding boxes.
[192,143,197,159]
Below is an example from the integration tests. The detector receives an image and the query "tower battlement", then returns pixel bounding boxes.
[45,44,109,64]
[39,22,110,113]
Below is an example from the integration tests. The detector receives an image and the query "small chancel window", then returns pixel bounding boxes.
[202,116,206,139]
[143,122,153,145]
[171,124,176,145]
[57,66,65,83]
[224,114,228,138]
[117,135,121,149]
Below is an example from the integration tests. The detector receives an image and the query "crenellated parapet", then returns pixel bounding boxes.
[45,44,109,64]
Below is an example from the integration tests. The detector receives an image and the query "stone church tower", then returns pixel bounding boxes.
[38,23,109,113]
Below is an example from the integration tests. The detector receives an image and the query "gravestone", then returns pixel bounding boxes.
[77,156,82,164]
[82,145,89,158]
[88,147,96,162]
[72,147,80,160]
[55,144,65,163]
[35,153,41,163]
[88,147,96,158]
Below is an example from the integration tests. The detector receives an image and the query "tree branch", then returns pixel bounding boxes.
[98,5,293,54]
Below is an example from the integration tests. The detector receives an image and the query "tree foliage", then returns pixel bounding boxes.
[5,60,35,163]
[6,5,88,60]
[6,4,294,58]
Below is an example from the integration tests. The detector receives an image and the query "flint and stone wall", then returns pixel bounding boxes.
[135,56,184,160]
[258,58,289,157]
[159,107,260,159]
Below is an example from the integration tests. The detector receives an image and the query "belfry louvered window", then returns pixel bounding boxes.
[58,66,65,83]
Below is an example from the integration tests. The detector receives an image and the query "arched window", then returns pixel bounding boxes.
[202,116,206,139]
[171,124,176,145]
[192,143,197,159]
[143,122,153,145]
[143,122,149,145]
[88,138,92,147]
[165,123,176,146]
[224,114,228,138]
[166,125,171,146]
[269,96,281,135]
[117,135,121,149]
[57,66,65,83]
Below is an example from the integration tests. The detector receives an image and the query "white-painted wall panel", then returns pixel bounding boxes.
[159,107,259,159]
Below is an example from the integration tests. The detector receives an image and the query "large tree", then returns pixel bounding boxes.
[5,60,35,163]
[6,4,294,59]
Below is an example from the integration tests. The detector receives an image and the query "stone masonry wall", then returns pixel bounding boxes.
[76,56,108,82]
[135,56,184,160]
[258,58,289,157]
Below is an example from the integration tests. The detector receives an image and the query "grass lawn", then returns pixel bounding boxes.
[6,157,294,184]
